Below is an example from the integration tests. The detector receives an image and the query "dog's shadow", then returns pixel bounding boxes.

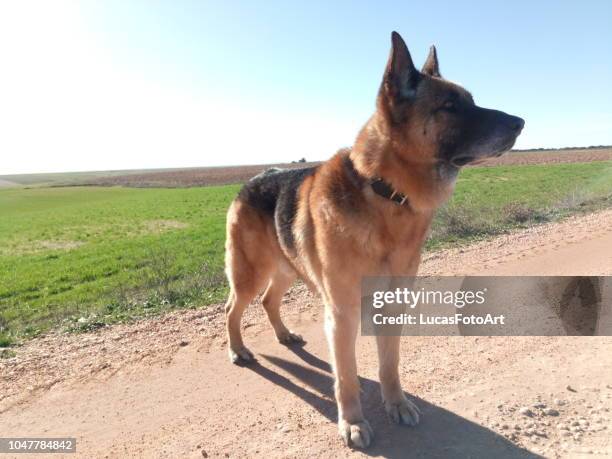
[245,345,540,459]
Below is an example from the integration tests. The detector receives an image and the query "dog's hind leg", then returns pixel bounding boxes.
[262,267,302,344]
[224,200,276,364]
[225,284,261,363]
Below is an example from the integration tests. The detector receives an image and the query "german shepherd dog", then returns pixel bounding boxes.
[224,32,524,448]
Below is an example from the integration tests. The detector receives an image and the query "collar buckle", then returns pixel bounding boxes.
[370,177,410,208]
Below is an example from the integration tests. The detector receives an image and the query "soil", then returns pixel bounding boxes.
[1,210,612,458]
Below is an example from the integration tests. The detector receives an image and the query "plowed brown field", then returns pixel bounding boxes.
[88,148,612,188]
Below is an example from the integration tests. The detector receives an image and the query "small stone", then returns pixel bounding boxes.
[554,398,566,406]
[567,385,577,392]
[179,340,189,347]
[519,407,534,417]
[544,408,560,416]
[201,451,208,458]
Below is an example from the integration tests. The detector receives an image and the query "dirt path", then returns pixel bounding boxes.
[1,210,612,459]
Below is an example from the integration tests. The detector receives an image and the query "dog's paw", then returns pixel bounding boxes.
[339,419,373,449]
[384,396,420,426]
[276,330,304,345]
[229,346,255,364]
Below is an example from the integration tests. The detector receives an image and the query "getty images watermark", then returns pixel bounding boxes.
[361,276,612,336]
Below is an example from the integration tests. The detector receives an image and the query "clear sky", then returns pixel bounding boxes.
[1,0,611,175]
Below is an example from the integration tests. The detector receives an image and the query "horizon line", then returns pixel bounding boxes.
[1,144,611,178]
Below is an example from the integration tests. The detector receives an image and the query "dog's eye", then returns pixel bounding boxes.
[441,100,456,112]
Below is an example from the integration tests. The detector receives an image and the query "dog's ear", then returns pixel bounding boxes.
[383,31,420,100]
[421,45,441,77]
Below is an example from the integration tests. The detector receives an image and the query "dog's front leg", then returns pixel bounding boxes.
[324,305,373,448]
[376,334,420,425]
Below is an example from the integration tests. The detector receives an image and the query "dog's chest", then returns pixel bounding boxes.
[362,209,432,273]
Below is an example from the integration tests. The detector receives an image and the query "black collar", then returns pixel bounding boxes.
[370,178,410,207]
[340,153,410,209]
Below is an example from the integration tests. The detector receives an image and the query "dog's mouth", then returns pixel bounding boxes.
[451,139,516,168]
[451,151,508,168]
[450,155,476,167]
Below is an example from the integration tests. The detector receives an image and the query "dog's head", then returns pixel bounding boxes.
[376,32,524,170]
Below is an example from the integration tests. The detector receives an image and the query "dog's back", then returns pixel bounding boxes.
[237,166,318,250]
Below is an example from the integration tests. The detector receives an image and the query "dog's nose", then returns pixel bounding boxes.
[508,116,525,133]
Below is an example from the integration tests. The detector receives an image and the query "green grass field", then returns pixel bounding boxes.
[1,161,611,346]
